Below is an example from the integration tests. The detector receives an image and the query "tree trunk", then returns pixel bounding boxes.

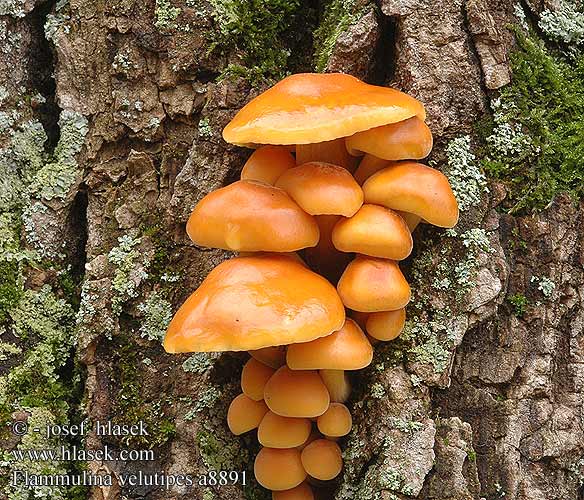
[1,1,583,500]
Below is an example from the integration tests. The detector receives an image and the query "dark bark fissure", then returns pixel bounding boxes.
[371,7,398,86]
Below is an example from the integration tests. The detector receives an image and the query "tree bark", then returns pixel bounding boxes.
[1,1,582,500]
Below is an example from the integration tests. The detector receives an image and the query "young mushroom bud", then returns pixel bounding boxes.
[332,204,413,260]
[345,116,433,160]
[362,161,459,228]
[187,180,319,252]
[366,308,406,341]
[258,411,312,448]
[337,256,411,312]
[249,346,287,369]
[264,367,330,418]
[227,394,268,435]
[353,156,392,185]
[317,403,352,438]
[272,482,315,500]
[254,447,307,491]
[241,358,275,401]
[276,162,363,217]
[300,439,343,481]
[287,319,373,371]
[319,369,351,403]
[241,145,296,185]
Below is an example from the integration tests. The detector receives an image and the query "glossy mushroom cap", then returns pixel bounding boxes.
[223,73,425,146]
[241,358,275,401]
[366,309,406,341]
[287,319,373,370]
[272,482,315,500]
[300,439,343,481]
[346,116,433,160]
[317,403,353,437]
[163,255,345,352]
[258,411,312,448]
[337,256,411,312]
[255,447,307,491]
[296,138,359,172]
[249,346,287,369]
[304,215,353,285]
[353,156,392,185]
[276,163,363,217]
[187,180,319,252]
[332,205,413,260]
[227,394,268,435]
[363,162,459,228]
[264,367,330,418]
[241,146,296,185]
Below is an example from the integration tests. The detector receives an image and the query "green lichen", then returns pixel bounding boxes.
[198,117,212,138]
[182,352,216,374]
[313,0,365,72]
[370,382,386,399]
[481,29,584,212]
[154,0,182,31]
[137,291,172,342]
[507,293,529,317]
[209,0,303,83]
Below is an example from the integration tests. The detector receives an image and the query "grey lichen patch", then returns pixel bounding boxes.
[531,275,556,299]
[182,352,217,374]
[0,0,27,18]
[137,291,172,342]
[539,1,584,45]
[107,234,149,315]
[44,0,71,44]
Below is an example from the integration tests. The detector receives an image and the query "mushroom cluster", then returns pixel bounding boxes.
[163,73,459,499]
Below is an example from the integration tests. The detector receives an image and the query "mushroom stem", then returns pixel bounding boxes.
[353,154,390,185]
[249,346,287,369]
[319,369,351,403]
[296,139,358,172]
[396,211,422,232]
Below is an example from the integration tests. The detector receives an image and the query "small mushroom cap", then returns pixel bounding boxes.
[304,215,353,285]
[287,319,373,370]
[350,310,369,330]
[241,146,296,185]
[366,308,406,341]
[317,403,352,437]
[249,346,287,369]
[353,155,392,185]
[264,367,330,418]
[332,204,413,260]
[346,116,433,159]
[241,358,276,401]
[258,411,312,448]
[163,255,345,352]
[363,162,459,228]
[187,180,319,252]
[300,439,343,481]
[337,256,411,312]
[272,482,315,500]
[255,447,307,491]
[276,162,363,217]
[227,394,268,435]
[223,73,425,146]
[296,138,359,172]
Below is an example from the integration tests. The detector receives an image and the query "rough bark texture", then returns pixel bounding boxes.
[1,1,583,500]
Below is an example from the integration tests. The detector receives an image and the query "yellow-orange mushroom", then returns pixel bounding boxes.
[241,358,275,401]
[300,439,343,480]
[227,394,268,435]
[255,447,307,491]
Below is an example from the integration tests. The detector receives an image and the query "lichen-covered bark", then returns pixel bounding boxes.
[1,0,583,500]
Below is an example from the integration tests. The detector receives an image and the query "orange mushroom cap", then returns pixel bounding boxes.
[187,180,319,252]
[255,447,307,491]
[227,394,268,435]
[362,162,459,228]
[300,439,343,481]
[272,482,315,500]
[241,358,275,401]
[249,346,287,369]
[258,411,312,448]
[353,156,392,185]
[163,255,345,352]
[264,367,330,418]
[346,116,433,160]
[337,256,411,312]
[223,73,425,146]
[287,319,373,370]
[317,403,353,437]
[332,204,413,260]
[366,308,406,341]
[296,138,359,172]
[240,146,296,185]
[275,162,363,217]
